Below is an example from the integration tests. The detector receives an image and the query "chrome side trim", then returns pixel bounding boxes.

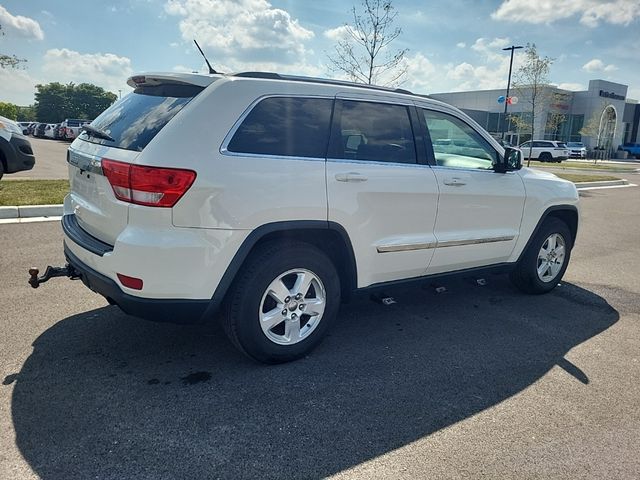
[377,242,437,253]
[376,235,515,253]
[437,236,515,248]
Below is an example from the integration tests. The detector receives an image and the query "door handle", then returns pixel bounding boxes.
[443,177,466,186]
[335,172,368,182]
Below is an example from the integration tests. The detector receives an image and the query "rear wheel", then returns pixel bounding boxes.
[222,241,341,364]
[0,161,4,181]
[510,217,572,294]
[539,152,552,162]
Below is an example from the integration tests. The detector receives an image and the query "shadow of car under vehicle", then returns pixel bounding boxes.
[8,277,617,479]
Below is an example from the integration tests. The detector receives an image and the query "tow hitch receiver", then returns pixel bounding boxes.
[28,265,79,288]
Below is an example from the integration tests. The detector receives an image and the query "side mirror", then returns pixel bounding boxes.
[496,147,523,173]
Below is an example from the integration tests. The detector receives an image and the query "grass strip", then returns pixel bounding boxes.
[527,160,636,172]
[0,179,69,206]
[553,173,621,183]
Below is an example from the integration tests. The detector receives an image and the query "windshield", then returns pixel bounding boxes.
[79,83,204,152]
[567,142,584,147]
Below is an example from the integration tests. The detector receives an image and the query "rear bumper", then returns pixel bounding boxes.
[0,135,35,173]
[64,244,210,324]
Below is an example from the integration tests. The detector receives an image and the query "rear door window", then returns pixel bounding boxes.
[79,83,204,152]
[227,97,334,158]
[329,100,416,164]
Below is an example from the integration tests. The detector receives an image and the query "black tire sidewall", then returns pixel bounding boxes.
[227,244,341,363]
[515,218,572,293]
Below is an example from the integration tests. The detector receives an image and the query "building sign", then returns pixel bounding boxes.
[600,90,625,101]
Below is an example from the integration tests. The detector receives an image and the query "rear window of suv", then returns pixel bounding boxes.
[79,83,204,152]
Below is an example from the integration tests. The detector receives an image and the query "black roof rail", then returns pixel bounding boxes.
[232,71,413,95]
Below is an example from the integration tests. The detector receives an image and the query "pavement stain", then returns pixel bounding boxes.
[180,371,212,385]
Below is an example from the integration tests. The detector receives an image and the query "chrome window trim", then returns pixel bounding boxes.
[219,94,335,158]
[377,235,515,253]
[327,158,429,168]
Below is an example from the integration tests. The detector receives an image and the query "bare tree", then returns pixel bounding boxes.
[512,44,554,166]
[1,24,26,69]
[580,100,611,162]
[327,0,408,86]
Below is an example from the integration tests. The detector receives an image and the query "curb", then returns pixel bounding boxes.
[574,179,629,189]
[0,204,63,219]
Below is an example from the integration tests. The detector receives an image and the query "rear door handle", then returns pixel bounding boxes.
[442,177,466,186]
[335,172,368,182]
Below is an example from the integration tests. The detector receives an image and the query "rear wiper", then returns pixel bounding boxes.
[82,125,115,142]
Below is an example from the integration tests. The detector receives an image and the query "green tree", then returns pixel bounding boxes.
[16,105,36,121]
[34,82,69,122]
[34,82,117,122]
[0,101,18,119]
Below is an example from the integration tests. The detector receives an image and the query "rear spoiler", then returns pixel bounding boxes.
[126,72,220,89]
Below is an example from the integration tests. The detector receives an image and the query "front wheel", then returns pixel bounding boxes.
[510,218,572,294]
[222,241,340,364]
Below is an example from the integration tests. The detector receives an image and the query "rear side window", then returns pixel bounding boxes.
[330,100,416,163]
[227,97,333,158]
[79,83,204,152]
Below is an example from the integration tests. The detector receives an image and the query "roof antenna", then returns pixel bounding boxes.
[193,39,218,74]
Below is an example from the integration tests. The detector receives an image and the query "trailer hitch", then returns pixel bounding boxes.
[28,264,79,288]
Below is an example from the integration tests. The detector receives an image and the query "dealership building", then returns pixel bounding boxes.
[430,79,640,151]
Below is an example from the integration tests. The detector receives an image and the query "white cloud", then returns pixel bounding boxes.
[582,58,617,72]
[324,25,351,41]
[42,49,133,94]
[556,82,585,91]
[404,53,438,93]
[456,42,466,48]
[165,0,314,67]
[492,0,640,27]
[0,68,38,105]
[0,5,44,40]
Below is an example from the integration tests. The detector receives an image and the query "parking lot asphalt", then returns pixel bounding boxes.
[8,136,70,180]
[1,187,639,479]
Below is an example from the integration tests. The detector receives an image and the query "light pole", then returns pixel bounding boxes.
[502,45,523,141]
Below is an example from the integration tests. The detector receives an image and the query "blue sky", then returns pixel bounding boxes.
[1,0,639,105]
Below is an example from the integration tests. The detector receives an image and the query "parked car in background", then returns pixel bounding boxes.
[0,114,35,180]
[27,122,38,135]
[61,119,91,141]
[519,140,569,162]
[53,124,65,140]
[620,143,640,159]
[34,123,47,138]
[566,142,587,159]
[43,123,57,139]
[17,122,30,135]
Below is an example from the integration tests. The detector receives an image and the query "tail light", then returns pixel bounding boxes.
[102,159,196,207]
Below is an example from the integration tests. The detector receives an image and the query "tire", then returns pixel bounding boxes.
[539,152,552,162]
[0,161,4,181]
[222,241,341,364]
[510,217,572,294]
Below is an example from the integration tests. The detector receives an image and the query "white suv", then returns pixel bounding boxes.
[31,72,579,363]
[519,140,569,162]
